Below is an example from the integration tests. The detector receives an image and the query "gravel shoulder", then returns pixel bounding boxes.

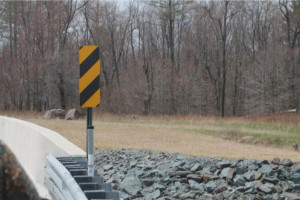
[95,149,300,200]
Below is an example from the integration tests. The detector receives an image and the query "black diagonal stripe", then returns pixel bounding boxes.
[80,76,99,106]
[79,46,83,50]
[80,47,99,78]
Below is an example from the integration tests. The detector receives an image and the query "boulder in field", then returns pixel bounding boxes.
[65,109,85,120]
[43,109,66,119]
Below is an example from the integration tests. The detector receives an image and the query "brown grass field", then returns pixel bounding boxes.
[1,111,300,161]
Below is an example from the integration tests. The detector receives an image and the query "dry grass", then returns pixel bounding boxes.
[1,111,299,161]
[0,113,300,161]
[90,112,300,126]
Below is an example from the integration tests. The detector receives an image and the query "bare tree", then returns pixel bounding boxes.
[279,0,300,110]
[205,1,237,117]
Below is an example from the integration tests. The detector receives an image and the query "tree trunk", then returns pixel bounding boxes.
[169,0,176,114]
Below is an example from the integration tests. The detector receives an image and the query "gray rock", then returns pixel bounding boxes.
[172,181,182,189]
[130,161,137,168]
[292,164,300,173]
[270,164,279,170]
[214,179,228,194]
[262,176,280,184]
[236,162,248,174]
[191,163,202,172]
[164,177,185,184]
[214,169,221,176]
[220,167,235,179]
[103,164,113,171]
[199,194,216,200]
[120,175,142,196]
[179,191,198,199]
[258,184,273,194]
[187,174,202,182]
[169,171,190,177]
[265,194,273,200]
[151,169,167,178]
[157,197,172,200]
[217,161,231,169]
[275,186,283,193]
[258,165,272,174]
[143,178,155,187]
[188,179,204,191]
[272,158,280,165]
[157,163,173,172]
[272,193,282,200]
[146,189,161,200]
[266,182,277,191]
[97,168,104,175]
[279,181,291,192]
[281,158,293,167]
[119,191,129,199]
[133,169,144,177]
[281,192,300,200]
[254,171,262,180]
[216,192,226,200]
[257,159,269,165]
[248,164,259,170]
[279,167,291,180]
[65,109,85,120]
[172,161,186,167]
[291,173,300,184]
[223,190,232,198]
[43,109,66,119]
[292,184,300,192]
[137,163,154,170]
[205,181,217,193]
[244,171,255,181]
[210,165,218,174]
[244,187,257,194]
[203,173,219,183]
[201,167,211,174]
[235,186,248,192]
[233,175,246,187]
[245,180,262,189]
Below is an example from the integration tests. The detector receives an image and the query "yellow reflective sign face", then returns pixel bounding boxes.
[79,46,100,108]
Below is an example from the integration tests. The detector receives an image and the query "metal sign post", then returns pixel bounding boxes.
[79,46,100,177]
[86,108,94,176]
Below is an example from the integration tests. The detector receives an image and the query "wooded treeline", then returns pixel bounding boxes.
[0,0,299,116]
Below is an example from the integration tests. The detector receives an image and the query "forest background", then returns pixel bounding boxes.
[0,0,299,117]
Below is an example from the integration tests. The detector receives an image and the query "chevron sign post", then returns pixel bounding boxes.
[79,45,100,176]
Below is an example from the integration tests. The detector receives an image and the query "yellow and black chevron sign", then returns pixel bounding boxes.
[79,45,100,108]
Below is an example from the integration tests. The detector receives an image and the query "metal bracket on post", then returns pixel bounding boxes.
[86,108,94,176]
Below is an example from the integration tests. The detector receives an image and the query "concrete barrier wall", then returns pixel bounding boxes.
[0,116,86,199]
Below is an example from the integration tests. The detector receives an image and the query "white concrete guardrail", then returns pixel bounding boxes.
[0,116,86,199]
[45,154,88,200]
